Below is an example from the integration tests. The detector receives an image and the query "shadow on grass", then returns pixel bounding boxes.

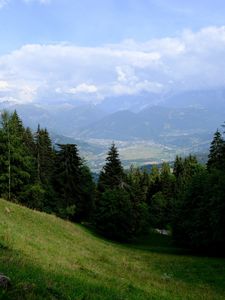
[81,224,225,258]
[81,224,192,256]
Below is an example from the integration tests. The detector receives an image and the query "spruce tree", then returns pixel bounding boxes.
[207,129,225,170]
[147,165,161,202]
[53,144,83,220]
[127,166,150,236]
[98,143,125,191]
[35,125,54,185]
[173,156,184,178]
[0,111,34,201]
[147,163,175,229]
[21,125,56,211]
[23,127,36,157]
[78,164,96,221]
[0,111,11,199]
[96,144,149,240]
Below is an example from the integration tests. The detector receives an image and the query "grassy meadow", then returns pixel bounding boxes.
[0,198,225,300]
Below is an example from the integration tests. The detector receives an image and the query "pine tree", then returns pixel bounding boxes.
[207,129,225,170]
[96,146,149,240]
[147,165,161,206]
[35,125,54,185]
[147,163,175,229]
[0,111,34,201]
[76,163,96,222]
[0,111,11,199]
[23,127,36,157]
[172,131,225,252]
[160,163,174,195]
[19,125,56,211]
[173,155,184,178]
[98,143,125,191]
[53,144,83,220]
[127,166,150,236]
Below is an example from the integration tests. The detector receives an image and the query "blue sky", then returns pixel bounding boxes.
[1,0,225,53]
[0,0,225,104]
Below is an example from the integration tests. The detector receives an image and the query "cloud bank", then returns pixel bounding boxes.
[1,26,225,104]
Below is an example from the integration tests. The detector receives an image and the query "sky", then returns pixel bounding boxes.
[0,0,225,104]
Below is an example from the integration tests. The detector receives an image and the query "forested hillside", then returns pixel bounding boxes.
[0,110,224,252]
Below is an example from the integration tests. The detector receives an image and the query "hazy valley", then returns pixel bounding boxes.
[1,88,224,170]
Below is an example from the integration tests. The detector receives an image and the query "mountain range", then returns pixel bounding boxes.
[0,88,224,164]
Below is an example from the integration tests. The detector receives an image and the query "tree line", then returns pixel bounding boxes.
[0,110,224,253]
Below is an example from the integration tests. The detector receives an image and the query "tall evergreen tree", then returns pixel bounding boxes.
[96,145,149,240]
[98,143,125,191]
[147,165,161,202]
[0,111,34,201]
[23,127,36,157]
[53,144,84,220]
[35,125,54,185]
[207,129,225,170]
[76,163,96,222]
[21,125,56,211]
[147,163,175,229]
[0,111,11,199]
[127,166,150,235]
[160,162,174,199]
[173,155,184,179]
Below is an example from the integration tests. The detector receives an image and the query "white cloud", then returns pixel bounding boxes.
[0,81,10,91]
[69,84,98,94]
[116,66,138,83]
[1,26,225,104]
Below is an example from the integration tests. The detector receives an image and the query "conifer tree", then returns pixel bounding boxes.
[96,144,149,240]
[35,125,54,185]
[0,111,11,199]
[172,130,225,252]
[207,129,225,170]
[53,144,83,220]
[98,143,125,191]
[173,155,184,178]
[23,127,36,157]
[127,166,150,235]
[78,164,96,221]
[147,165,161,200]
[160,162,174,198]
[0,111,34,200]
[147,163,175,229]
[21,125,56,211]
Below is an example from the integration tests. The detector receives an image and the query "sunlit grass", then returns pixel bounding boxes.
[0,198,225,300]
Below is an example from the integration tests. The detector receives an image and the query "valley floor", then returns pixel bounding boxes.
[0,198,225,300]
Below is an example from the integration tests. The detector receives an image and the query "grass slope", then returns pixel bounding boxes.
[0,198,225,300]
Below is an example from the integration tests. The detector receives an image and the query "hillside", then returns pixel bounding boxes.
[0,199,225,300]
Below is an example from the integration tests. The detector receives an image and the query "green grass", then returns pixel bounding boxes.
[0,198,225,300]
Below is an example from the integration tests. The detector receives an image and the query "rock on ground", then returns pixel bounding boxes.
[0,274,11,289]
